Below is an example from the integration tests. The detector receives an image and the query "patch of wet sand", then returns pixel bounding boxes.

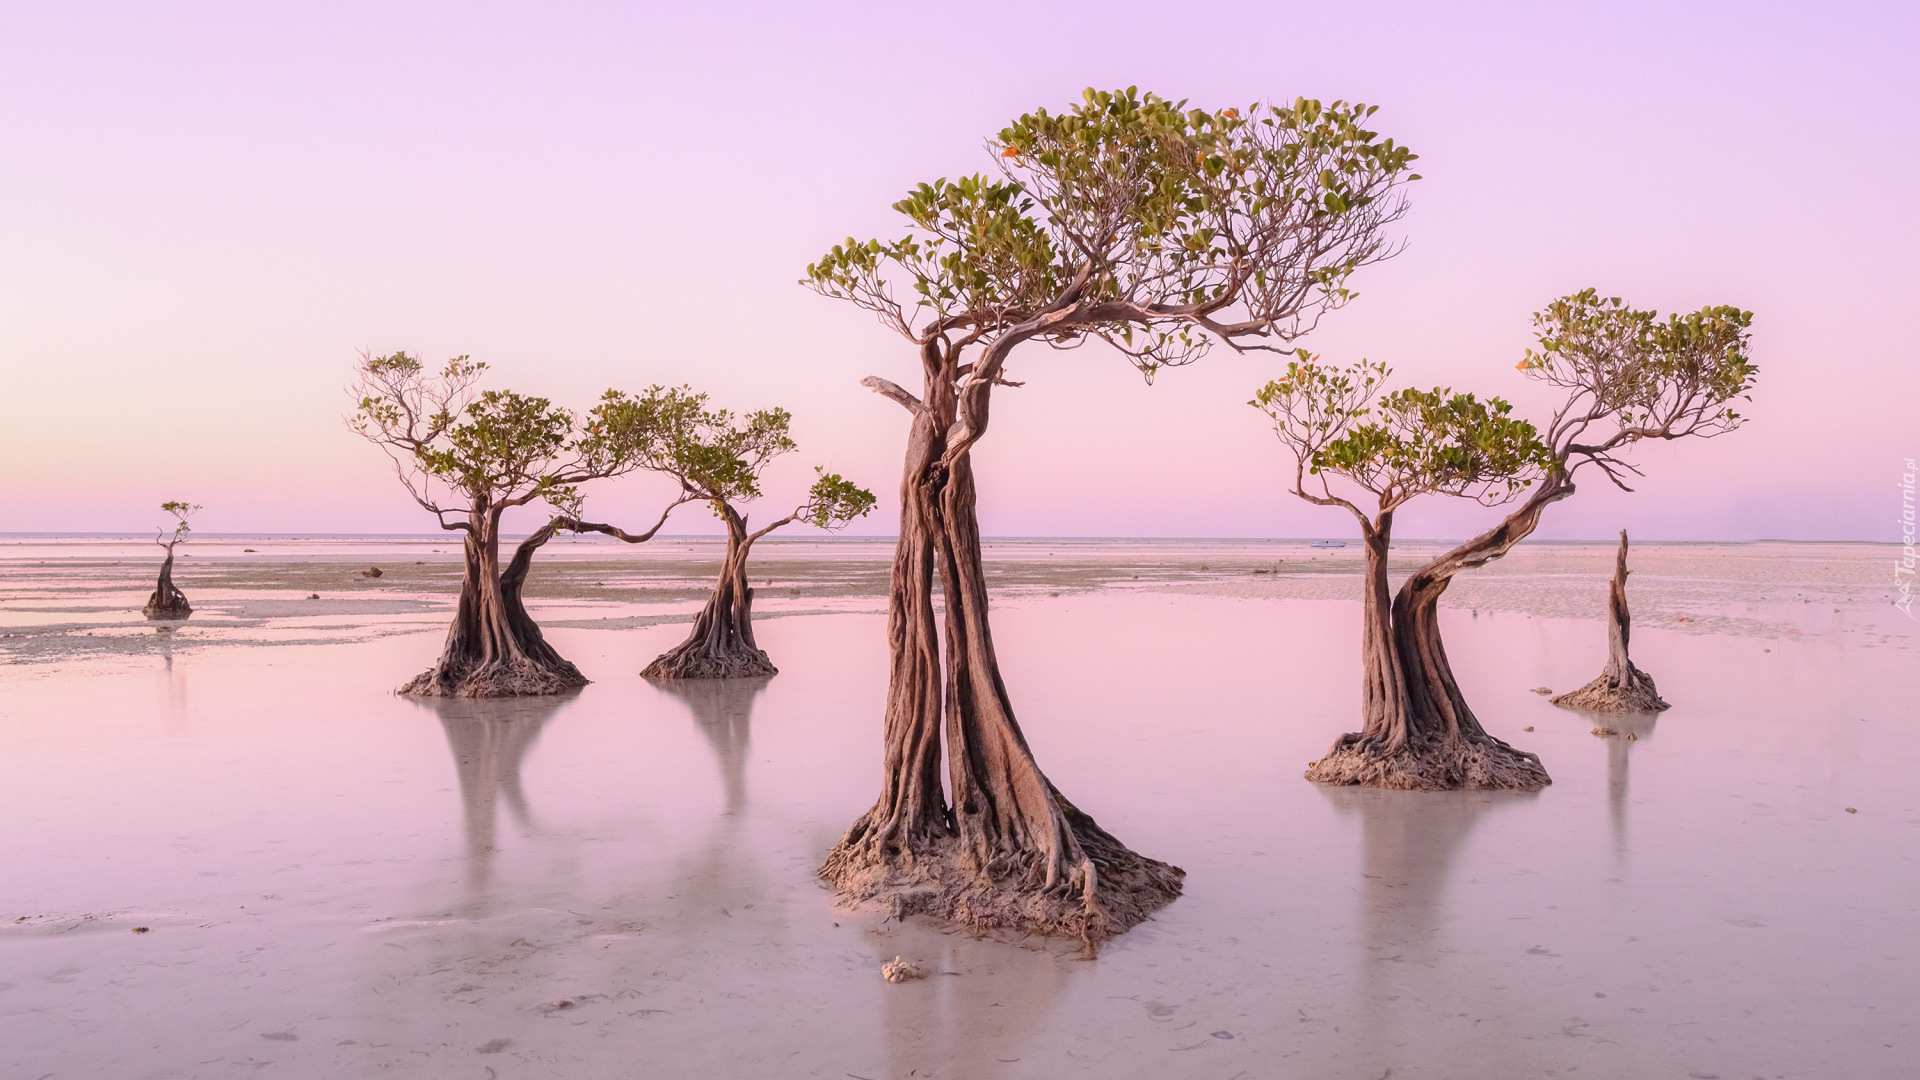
[2,556,1917,1078]
[4,539,1909,672]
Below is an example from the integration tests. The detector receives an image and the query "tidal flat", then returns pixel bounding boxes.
[2,536,1914,1078]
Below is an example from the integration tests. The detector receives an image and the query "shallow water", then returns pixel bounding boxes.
[3,543,1916,1078]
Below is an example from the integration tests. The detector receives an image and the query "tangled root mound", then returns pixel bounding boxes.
[1307,731,1551,791]
[398,658,588,698]
[819,822,1184,946]
[641,644,778,680]
[1551,669,1669,713]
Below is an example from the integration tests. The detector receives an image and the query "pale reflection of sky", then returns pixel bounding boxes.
[2,560,1915,1077]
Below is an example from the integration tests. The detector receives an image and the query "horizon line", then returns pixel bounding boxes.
[0,532,1897,548]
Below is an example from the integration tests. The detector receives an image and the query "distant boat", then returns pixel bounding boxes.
[1309,540,1348,549]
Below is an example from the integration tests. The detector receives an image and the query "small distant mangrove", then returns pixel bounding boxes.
[142,500,200,620]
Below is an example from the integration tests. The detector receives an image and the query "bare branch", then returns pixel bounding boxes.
[862,376,924,414]
[556,494,696,545]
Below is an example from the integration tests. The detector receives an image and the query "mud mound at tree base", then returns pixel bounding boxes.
[1551,670,1670,713]
[642,646,778,680]
[397,658,589,698]
[819,830,1184,946]
[1307,731,1551,791]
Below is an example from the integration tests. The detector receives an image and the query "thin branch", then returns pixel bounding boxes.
[557,495,697,545]
[748,509,804,544]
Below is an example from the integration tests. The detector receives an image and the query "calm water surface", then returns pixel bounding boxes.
[2,573,1915,1078]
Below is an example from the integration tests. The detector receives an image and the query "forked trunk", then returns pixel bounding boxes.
[1308,483,1557,791]
[934,450,1184,939]
[821,342,1183,944]
[1552,530,1669,713]
[823,387,954,871]
[643,507,778,679]
[143,540,193,620]
[399,510,587,698]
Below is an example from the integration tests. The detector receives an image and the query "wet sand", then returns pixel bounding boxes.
[2,539,1915,1077]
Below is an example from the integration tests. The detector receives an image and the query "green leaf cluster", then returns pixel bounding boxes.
[158,500,201,540]
[349,352,655,515]
[416,388,579,496]
[806,87,1420,377]
[799,469,877,530]
[1254,354,1547,511]
[600,385,798,508]
[1521,289,1757,443]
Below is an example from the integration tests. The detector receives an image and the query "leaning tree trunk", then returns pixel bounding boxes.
[821,341,1183,944]
[1329,476,1572,791]
[1305,514,1441,786]
[643,507,778,679]
[142,539,193,620]
[399,512,587,698]
[1553,530,1669,713]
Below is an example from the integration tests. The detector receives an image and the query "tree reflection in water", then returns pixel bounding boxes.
[423,693,576,916]
[1321,785,1538,1077]
[645,677,771,927]
[650,676,768,814]
[1588,709,1661,863]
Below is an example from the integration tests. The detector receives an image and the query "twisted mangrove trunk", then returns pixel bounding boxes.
[821,340,1182,943]
[400,510,586,698]
[1307,478,1561,791]
[643,506,778,679]
[143,538,192,620]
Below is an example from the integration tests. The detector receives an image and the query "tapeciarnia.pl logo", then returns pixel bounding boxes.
[1898,458,1916,618]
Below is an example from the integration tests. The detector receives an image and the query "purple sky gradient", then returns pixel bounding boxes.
[2,1,1913,540]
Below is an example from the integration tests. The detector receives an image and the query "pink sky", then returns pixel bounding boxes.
[1,1,1913,541]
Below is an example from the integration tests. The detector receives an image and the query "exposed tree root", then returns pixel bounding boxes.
[143,553,192,620]
[398,657,588,698]
[820,810,1184,945]
[640,507,782,680]
[1553,531,1670,714]
[1551,669,1669,713]
[642,641,777,680]
[1306,731,1551,792]
[142,596,192,620]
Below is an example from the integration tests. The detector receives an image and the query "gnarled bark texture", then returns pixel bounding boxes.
[821,342,1183,944]
[142,541,193,620]
[643,508,777,680]
[1308,482,1560,791]
[400,515,586,698]
[1553,531,1668,713]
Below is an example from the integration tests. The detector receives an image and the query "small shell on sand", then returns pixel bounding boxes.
[881,956,926,983]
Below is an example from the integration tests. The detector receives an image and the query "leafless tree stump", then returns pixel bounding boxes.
[1553,531,1669,713]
